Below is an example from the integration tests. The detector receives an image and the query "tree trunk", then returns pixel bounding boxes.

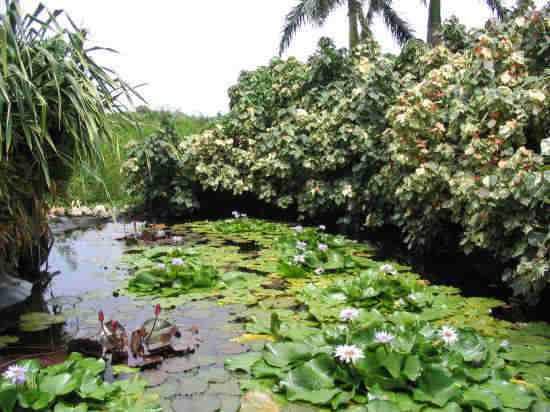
[358,6,372,40]
[427,0,441,46]
[348,0,360,50]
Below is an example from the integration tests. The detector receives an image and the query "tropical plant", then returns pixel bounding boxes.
[279,0,415,54]
[0,0,138,278]
[122,114,201,216]
[0,354,160,412]
[426,0,507,45]
[227,262,550,411]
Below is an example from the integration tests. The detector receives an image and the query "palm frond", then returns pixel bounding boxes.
[481,0,507,19]
[375,0,415,46]
[279,0,344,55]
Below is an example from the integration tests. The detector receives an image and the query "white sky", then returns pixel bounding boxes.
[22,1,543,115]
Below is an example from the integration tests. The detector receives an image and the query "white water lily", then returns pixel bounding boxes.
[339,308,360,321]
[293,254,306,263]
[292,225,303,232]
[232,211,240,218]
[318,243,328,251]
[379,264,396,274]
[334,344,365,364]
[171,258,185,265]
[296,241,307,250]
[319,225,326,231]
[315,267,325,275]
[3,364,28,385]
[374,330,395,344]
[440,326,459,344]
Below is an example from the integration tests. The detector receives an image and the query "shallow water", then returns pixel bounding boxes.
[1,220,255,412]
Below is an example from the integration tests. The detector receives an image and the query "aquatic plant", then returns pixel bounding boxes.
[0,354,159,412]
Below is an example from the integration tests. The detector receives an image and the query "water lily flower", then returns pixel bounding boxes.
[156,263,166,269]
[319,225,326,231]
[334,344,365,364]
[440,326,459,344]
[374,330,395,344]
[395,298,405,307]
[339,308,360,321]
[315,267,325,275]
[293,254,306,263]
[240,213,247,218]
[3,364,28,385]
[292,225,303,232]
[171,258,185,265]
[379,264,396,274]
[232,211,240,218]
[408,293,416,301]
[318,243,328,251]
[296,241,307,250]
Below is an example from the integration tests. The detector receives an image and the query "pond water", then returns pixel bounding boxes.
[0,219,257,412]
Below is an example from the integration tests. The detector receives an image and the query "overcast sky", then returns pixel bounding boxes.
[23,1,543,115]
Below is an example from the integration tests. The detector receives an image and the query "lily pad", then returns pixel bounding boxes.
[208,380,241,396]
[0,335,19,348]
[141,369,168,387]
[160,357,196,373]
[172,394,222,412]
[179,376,208,396]
[202,367,232,384]
[19,312,67,331]
[47,296,82,306]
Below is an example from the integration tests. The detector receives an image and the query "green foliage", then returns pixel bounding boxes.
[124,246,220,297]
[0,353,160,412]
[276,225,356,277]
[0,1,138,277]
[67,110,214,206]
[120,111,216,214]
[228,263,550,411]
[162,2,550,301]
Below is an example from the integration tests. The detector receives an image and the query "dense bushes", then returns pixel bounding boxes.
[124,0,550,301]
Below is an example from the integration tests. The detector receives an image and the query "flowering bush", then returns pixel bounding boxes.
[121,114,202,216]
[368,0,550,300]
[131,2,550,300]
[178,37,394,221]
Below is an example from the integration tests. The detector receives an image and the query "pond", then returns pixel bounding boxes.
[0,219,256,412]
[2,216,550,412]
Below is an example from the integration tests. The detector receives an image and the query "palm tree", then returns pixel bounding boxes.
[279,0,415,55]
[426,0,506,45]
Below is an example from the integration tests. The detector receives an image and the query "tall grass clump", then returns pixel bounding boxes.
[65,109,216,207]
[0,0,137,278]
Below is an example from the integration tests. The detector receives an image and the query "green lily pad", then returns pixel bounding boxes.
[263,342,312,368]
[461,387,502,411]
[0,335,19,348]
[225,352,263,373]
